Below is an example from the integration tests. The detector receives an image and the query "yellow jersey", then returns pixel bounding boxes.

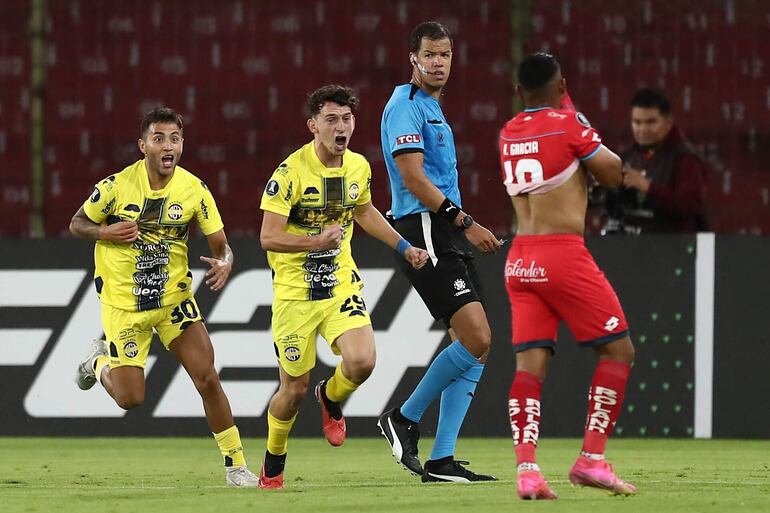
[83,159,224,311]
[260,141,372,301]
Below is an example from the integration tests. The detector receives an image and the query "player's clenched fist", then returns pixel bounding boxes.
[405,246,430,270]
[99,220,139,243]
[315,224,343,251]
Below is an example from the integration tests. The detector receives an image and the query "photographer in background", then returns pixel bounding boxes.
[599,88,709,234]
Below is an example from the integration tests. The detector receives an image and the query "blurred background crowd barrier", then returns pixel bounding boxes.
[1,0,768,237]
[1,235,768,438]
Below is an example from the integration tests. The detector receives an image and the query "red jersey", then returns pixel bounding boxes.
[498,108,602,196]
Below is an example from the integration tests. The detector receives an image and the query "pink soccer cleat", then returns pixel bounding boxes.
[315,380,346,447]
[258,461,284,490]
[569,456,637,495]
[517,470,558,500]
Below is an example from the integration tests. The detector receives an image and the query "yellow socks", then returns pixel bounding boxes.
[266,411,297,456]
[325,364,358,403]
[213,425,246,467]
[94,356,109,386]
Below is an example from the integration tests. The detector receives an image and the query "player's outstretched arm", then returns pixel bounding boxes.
[201,229,233,292]
[354,201,428,269]
[69,206,138,243]
[260,210,341,253]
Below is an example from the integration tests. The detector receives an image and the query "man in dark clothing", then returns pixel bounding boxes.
[603,88,709,233]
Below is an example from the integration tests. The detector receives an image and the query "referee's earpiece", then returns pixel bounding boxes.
[412,58,433,76]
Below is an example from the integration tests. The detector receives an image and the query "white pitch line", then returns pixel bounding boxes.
[3,478,769,490]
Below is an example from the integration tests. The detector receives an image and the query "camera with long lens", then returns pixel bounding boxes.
[590,186,643,236]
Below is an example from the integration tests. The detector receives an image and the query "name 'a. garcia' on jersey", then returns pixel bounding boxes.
[499,108,603,196]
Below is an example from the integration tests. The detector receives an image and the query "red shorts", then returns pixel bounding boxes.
[504,234,628,353]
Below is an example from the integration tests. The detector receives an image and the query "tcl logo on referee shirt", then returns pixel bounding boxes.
[396,134,421,145]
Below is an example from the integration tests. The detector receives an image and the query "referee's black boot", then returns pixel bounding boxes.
[422,456,497,483]
[377,408,423,475]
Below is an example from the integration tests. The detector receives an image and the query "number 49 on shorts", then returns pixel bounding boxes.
[339,294,366,317]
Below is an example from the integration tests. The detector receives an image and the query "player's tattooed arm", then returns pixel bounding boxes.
[201,229,233,292]
[69,206,138,243]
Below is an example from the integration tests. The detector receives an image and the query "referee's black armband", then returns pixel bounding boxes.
[437,197,461,224]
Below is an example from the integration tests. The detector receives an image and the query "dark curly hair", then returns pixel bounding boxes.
[307,85,359,117]
[140,107,183,138]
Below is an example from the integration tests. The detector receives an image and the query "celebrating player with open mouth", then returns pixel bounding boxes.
[71,107,259,487]
[257,85,428,489]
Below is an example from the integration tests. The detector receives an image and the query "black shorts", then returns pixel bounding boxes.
[393,212,485,326]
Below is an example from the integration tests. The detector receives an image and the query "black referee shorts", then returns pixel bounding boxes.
[393,212,485,326]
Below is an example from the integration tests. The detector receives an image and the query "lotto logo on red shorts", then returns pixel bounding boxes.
[396,134,421,145]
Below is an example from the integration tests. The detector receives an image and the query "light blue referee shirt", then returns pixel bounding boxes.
[381,83,461,219]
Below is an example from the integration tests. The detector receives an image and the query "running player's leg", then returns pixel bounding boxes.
[260,297,320,488]
[315,294,375,446]
[169,321,234,432]
[315,324,376,446]
[261,366,309,489]
[165,308,257,487]
[82,303,151,410]
[100,366,145,409]
[334,324,376,384]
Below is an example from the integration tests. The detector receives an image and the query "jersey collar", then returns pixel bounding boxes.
[308,141,345,170]
[407,82,438,103]
[523,106,553,113]
[140,159,177,195]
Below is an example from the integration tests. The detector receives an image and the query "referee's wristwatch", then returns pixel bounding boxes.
[459,214,474,230]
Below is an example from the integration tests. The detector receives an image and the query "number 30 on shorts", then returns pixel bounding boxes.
[339,294,367,317]
[170,299,199,324]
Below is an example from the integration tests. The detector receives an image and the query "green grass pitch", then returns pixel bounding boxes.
[1,438,768,512]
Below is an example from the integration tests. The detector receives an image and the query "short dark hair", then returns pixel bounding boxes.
[410,21,452,53]
[140,107,183,138]
[518,52,560,91]
[630,88,672,116]
[307,85,359,116]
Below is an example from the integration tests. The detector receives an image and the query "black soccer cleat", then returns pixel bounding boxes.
[422,456,497,483]
[377,408,423,475]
